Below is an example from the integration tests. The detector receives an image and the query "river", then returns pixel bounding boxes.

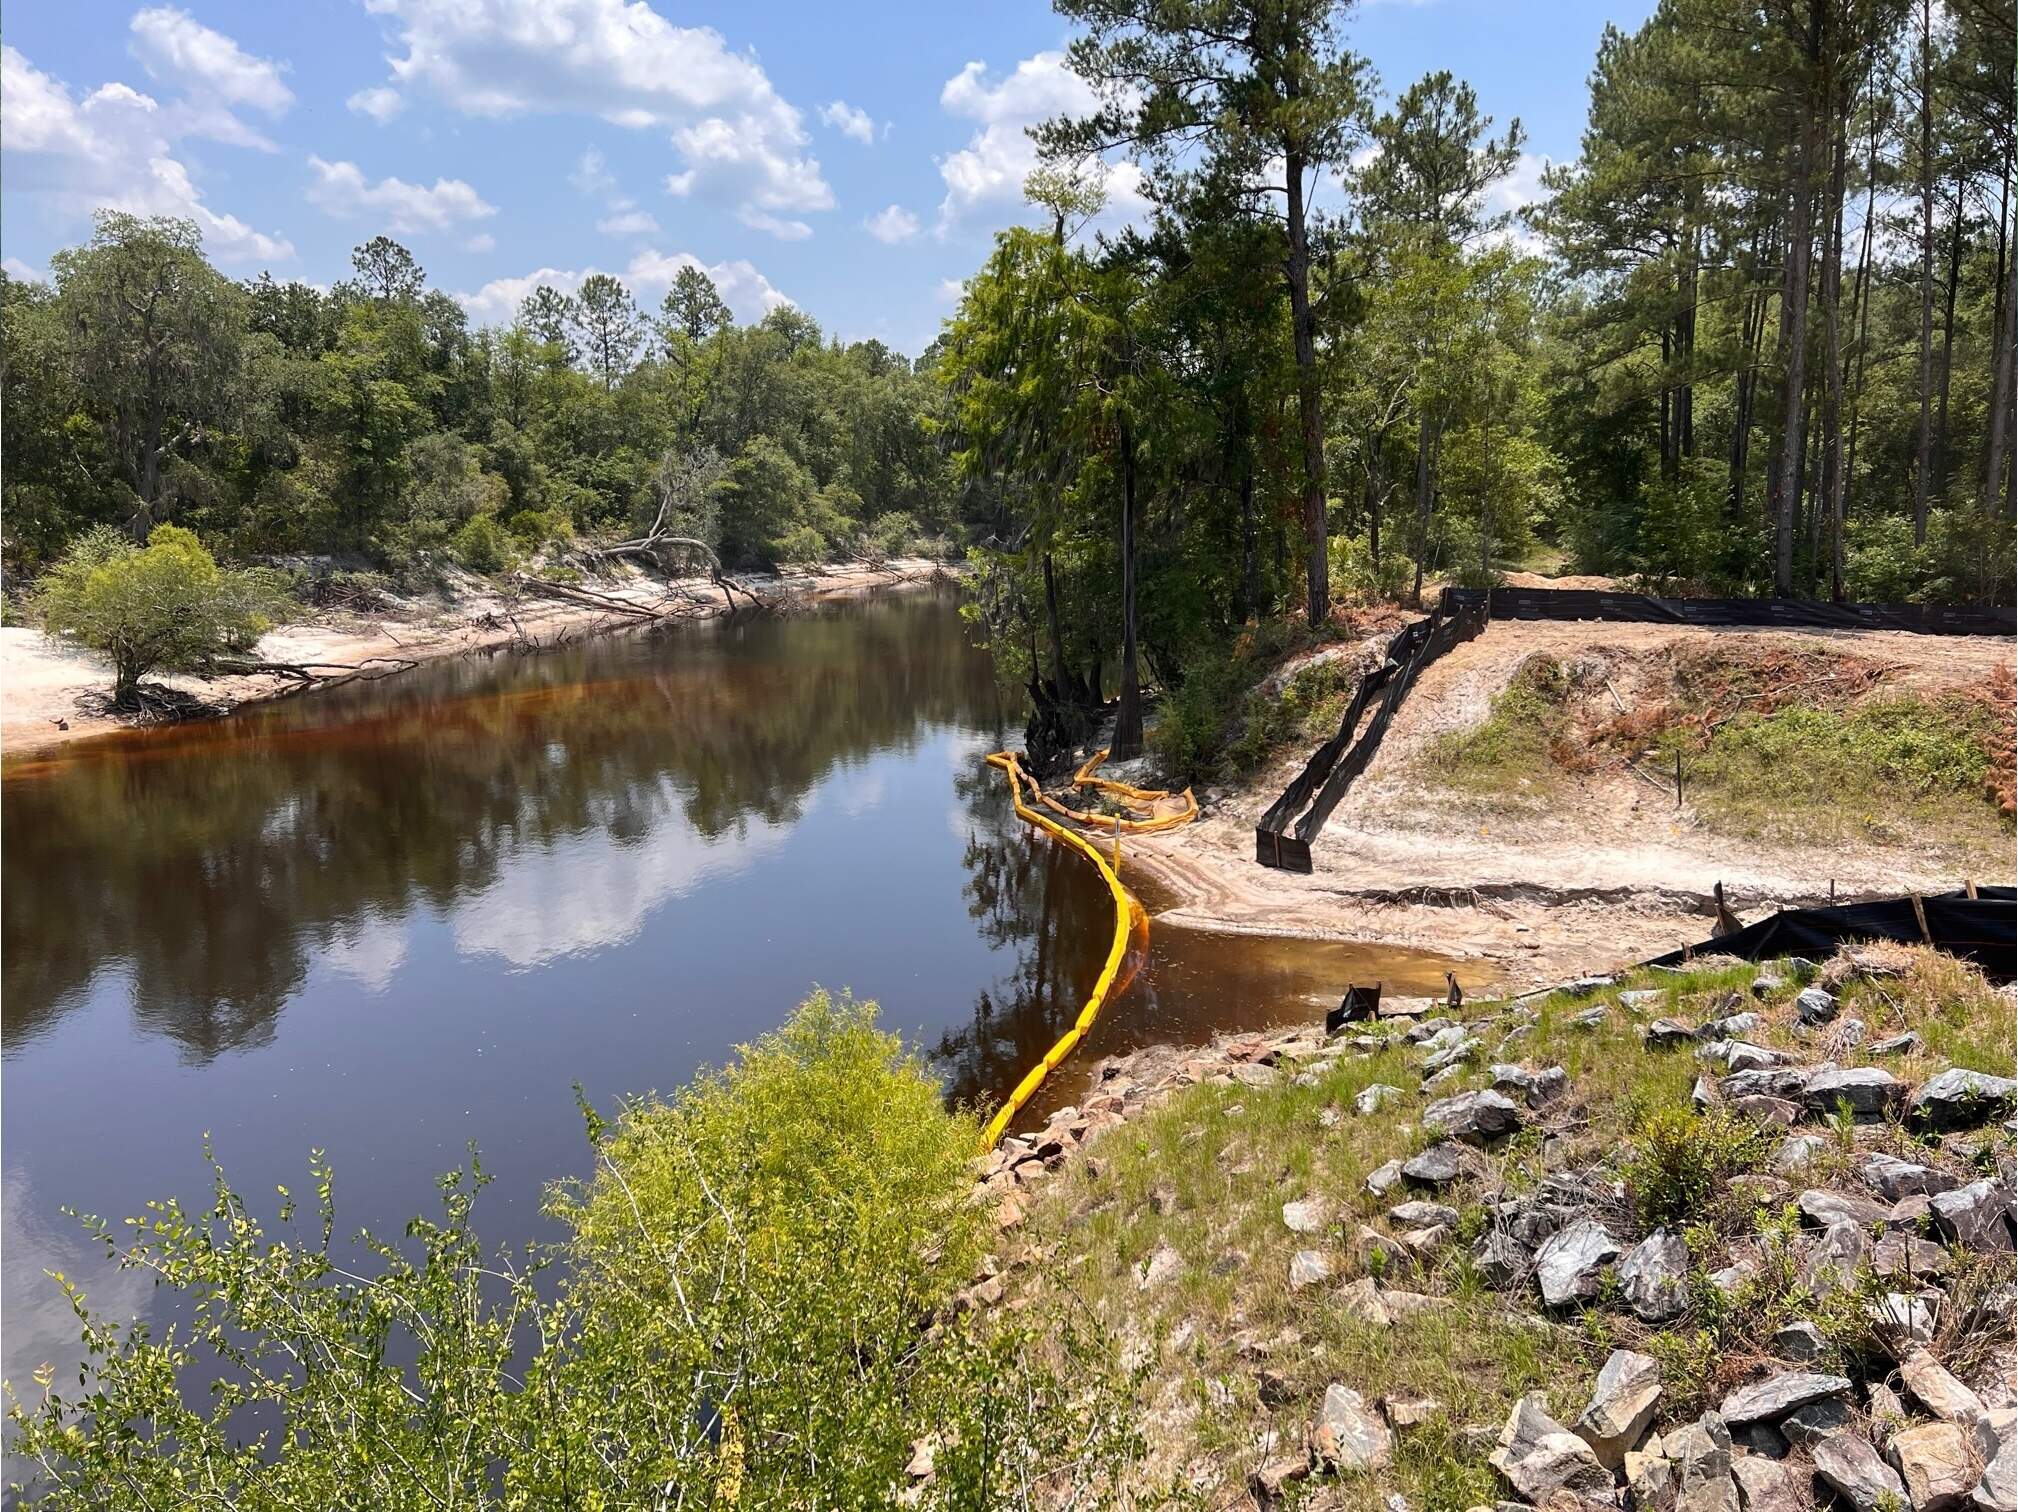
[1,586,1458,1388]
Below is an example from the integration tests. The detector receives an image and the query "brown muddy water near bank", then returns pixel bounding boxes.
[0,587,1464,1386]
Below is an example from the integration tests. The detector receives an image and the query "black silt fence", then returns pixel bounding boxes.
[1443,587,2015,637]
[1643,886,2017,984]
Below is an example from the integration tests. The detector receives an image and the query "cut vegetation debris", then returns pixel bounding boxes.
[966,942,2017,1509]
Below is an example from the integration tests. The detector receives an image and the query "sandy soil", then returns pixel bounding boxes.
[1120,617,2016,993]
[2,558,950,758]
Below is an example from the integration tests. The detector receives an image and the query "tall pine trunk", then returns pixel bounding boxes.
[1820,83,1851,601]
[1912,0,1935,544]
[1113,414,1144,759]
[1771,5,1825,598]
[1284,150,1329,627]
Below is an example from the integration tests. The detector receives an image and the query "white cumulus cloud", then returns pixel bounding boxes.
[307,156,497,235]
[863,204,919,244]
[1,43,294,264]
[597,208,660,235]
[347,84,405,123]
[358,0,832,235]
[130,7,293,113]
[455,247,790,327]
[935,52,1146,236]
[819,99,875,144]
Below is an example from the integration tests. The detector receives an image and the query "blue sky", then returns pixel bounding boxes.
[2,0,1653,356]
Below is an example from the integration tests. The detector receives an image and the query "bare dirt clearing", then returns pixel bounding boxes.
[1124,619,2016,991]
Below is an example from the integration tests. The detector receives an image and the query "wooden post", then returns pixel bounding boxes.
[1910,892,1932,944]
[1674,751,1684,808]
[1113,812,1123,875]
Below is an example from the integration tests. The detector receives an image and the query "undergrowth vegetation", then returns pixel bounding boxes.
[4,991,1136,1508]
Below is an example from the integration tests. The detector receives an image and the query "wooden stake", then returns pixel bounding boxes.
[1674,751,1684,807]
[1910,892,1932,944]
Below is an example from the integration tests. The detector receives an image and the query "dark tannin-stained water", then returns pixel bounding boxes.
[1,587,1460,1386]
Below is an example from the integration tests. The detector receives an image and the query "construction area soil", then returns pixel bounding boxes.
[0,557,949,759]
[1121,618,2017,994]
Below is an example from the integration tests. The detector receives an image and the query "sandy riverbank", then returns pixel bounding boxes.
[2,557,952,759]
[1110,616,2016,993]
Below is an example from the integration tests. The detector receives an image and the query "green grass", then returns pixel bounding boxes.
[1662,696,2006,852]
[1422,656,1571,798]
[1012,947,2015,1507]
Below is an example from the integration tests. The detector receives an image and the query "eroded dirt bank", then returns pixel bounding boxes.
[1119,617,2016,992]
[1,557,951,758]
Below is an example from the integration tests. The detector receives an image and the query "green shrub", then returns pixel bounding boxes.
[1329,533,1410,604]
[867,511,918,561]
[5,992,1134,1506]
[505,507,573,547]
[32,524,290,709]
[449,513,516,574]
[769,522,829,567]
[1620,1104,1768,1225]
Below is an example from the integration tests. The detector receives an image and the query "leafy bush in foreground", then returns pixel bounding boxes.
[5,992,1134,1508]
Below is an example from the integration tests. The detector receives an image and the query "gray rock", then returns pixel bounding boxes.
[1569,1006,1608,1029]
[1489,1392,1614,1504]
[1719,1370,1853,1425]
[1619,1227,1690,1323]
[1802,1220,1874,1295]
[1354,1083,1404,1116]
[1900,1347,1988,1428]
[1423,1089,1523,1143]
[1401,1141,1468,1188]
[1418,1023,1471,1053]
[1911,1069,2018,1132]
[1798,1187,1890,1228]
[1700,1011,1763,1040]
[1731,1455,1809,1512]
[1420,1062,1467,1090]
[1534,1218,1621,1308]
[1734,1094,1804,1127]
[1312,1383,1393,1470]
[1473,1230,1532,1289]
[1530,1065,1570,1106]
[1574,1349,1663,1470]
[1795,986,1840,1024]
[1779,1397,1852,1446]
[1620,988,1667,1011]
[1723,1067,1809,1100]
[1870,1030,1925,1056]
[1751,971,1786,999]
[1866,1291,1938,1351]
[1667,1410,1740,1512]
[1889,1421,1977,1512]
[1772,1133,1829,1176]
[1647,1018,1697,1047]
[1977,1426,2017,1512]
[1692,1075,1716,1111]
[1772,1320,1826,1363]
[1562,974,1616,996]
[1366,1158,1406,1197]
[1812,1430,1908,1512]
[1723,1040,1791,1073]
[1490,1063,1539,1099]
[1864,1152,1958,1201]
[1930,1180,2015,1251]
[1283,1199,1329,1234]
[1804,1066,1905,1118]
[1391,1200,1460,1230]
[1403,1017,1454,1044]
[1231,1062,1279,1089]
[1289,1249,1332,1289]
[1835,1017,1869,1049]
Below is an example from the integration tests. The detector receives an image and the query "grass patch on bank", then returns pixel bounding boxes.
[1422,655,1572,802]
[1012,946,2015,1507]
[1660,695,2007,850]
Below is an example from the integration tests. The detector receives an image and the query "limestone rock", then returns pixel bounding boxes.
[1474,1230,1533,1289]
[1780,1397,1852,1447]
[1719,1370,1853,1425]
[1534,1218,1620,1308]
[1798,1188,1890,1228]
[1489,1392,1614,1505]
[1574,1349,1663,1470]
[1367,1158,1406,1196]
[1910,1069,2018,1132]
[1795,986,1840,1024]
[1402,1141,1469,1188]
[1137,1244,1182,1290]
[1384,1394,1443,1429]
[1391,1199,1460,1230]
[1620,988,1666,1012]
[1772,1320,1826,1363]
[1723,1067,1809,1100]
[1812,1431,1908,1512]
[1730,1455,1810,1512]
[1283,1199,1330,1234]
[1870,1030,1925,1056]
[1618,1227,1689,1323]
[1901,1348,1988,1429]
[1802,1221,1874,1296]
[1976,1427,2016,1512]
[1868,1291,1939,1350]
[1250,1453,1310,1501]
[1804,1066,1905,1118]
[1424,1089,1523,1144]
[1313,1384,1394,1471]
[1289,1249,1333,1290]
[1888,1421,1975,1512]
[1864,1153,1958,1201]
[1772,1133,1829,1176]
[1930,1181,2015,1252]
[1646,1018,1696,1047]
[1667,1410,1740,1512]
[1356,1083,1404,1116]
[1569,1006,1609,1029]
[1338,1276,1391,1328]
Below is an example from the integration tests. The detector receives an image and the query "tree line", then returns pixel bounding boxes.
[1,219,955,578]
[935,0,2015,761]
